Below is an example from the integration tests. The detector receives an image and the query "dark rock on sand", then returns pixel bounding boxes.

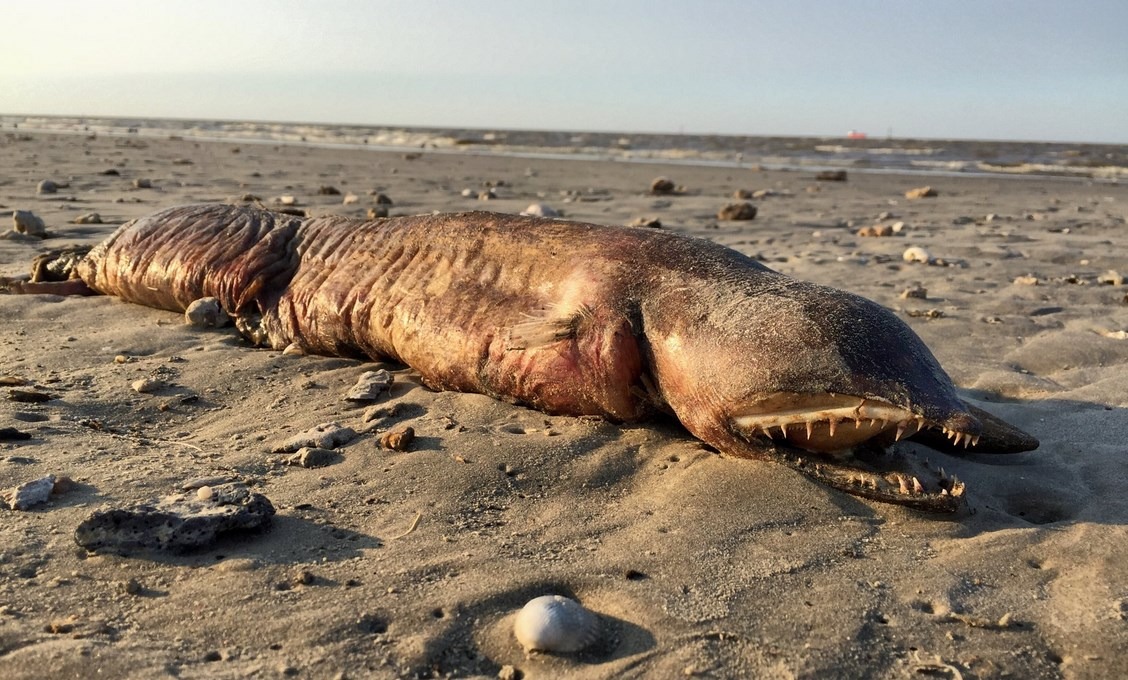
[74,483,275,553]
[716,202,758,221]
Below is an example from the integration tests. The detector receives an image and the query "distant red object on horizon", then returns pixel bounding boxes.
[847,130,867,139]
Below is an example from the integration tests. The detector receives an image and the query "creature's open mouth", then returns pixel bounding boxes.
[730,393,981,512]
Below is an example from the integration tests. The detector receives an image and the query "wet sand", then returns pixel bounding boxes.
[1,131,1126,679]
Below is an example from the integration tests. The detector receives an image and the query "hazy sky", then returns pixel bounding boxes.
[3,0,1125,142]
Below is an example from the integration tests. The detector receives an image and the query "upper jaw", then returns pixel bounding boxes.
[728,392,981,512]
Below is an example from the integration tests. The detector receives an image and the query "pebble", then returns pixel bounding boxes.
[1098,270,1124,286]
[71,212,103,224]
[318,185,341,195]
[342,193,359,205]
[2,474,58,510]
[478,189,497,201]
[628,217,662,229]
[285,447,339,468]
[131,378,166,394]
[272,422,357,452]
[7,388,54,403]
[12,210,47,237]
[1013,275,1040,286]
[74,482,275,554]
[132,178,152,189]
[379,426,415,451]
[184,297,231,327]
[0,427,32,441]
[905,186,938,199]
[900,284,928,299]
[345,370,394,402]
[716,202,757,221]
[857,225,894,237]
[649,177,677,195]
[902,246,932,264]
[815,170,848,182]
[36,179,59,194]
[372,192,394,205]
[277,195,297,206]
[520,203,560,218]
[367,205,389,219]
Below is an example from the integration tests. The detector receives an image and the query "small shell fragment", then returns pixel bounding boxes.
[902,246,932,264]
[345,370,394,402]
[514,595,600,654]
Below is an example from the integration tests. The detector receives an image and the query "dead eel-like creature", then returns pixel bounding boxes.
[6,204,1038,512]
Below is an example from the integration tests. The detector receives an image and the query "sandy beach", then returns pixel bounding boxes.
[1,130,1126,679]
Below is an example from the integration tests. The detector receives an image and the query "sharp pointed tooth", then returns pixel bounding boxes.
[898,476,910,495]
[952,432,962,447]
[912,477,924,494]
[941,488,949,496]
[972,435,980,447]
[895,422,908,441]
[805,420,814,440]
[828,419,838,437]
[779,422,789,436]
[963,435,971,449]
[854,418,862,429]
[916,417,926,432]
[878,419,887,430]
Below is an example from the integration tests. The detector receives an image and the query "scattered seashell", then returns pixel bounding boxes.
[717,202,757,221]
[342,193,359,205]
[184,297,231,328]
[379,426,415,451]
[816,170,848,182]
[74,482,275,553]
[276,195,297,206]
[2,474,57,510]
[12,210,47,237]
[649,177,676,195]
[520,203,560,218]
[902,246,932,264]
[1013,275,1040,286]
[272,422,357,453]
[905,186,938,199]
[890,221,905,233]
[37,179,59,194]
[514,595,600,654]
[345,370,394,402]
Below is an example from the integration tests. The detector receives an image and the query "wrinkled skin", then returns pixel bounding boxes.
[7,204,1038,512]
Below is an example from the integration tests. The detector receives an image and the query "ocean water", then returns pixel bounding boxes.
[4,114,1126,181]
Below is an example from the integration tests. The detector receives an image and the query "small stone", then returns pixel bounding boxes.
[132,378,166,394]
[277,195,297,206]
[816,170,848,182]
[373,192,394,205]
[132,178,152,189]
[74,482,275,554]
[12,210,47,237]
[379,426,415,452]
[890,221,906,233]
[649,177,677,195]
[71,212,103,224]
[478,189,497,201]
[716,202,757,221]
[952,216,975,225]
[520,203,559,218]
[184,297,231,328]
[366,205,389,219]
[345,370,394,402]
[37,180,59,194]
[1013,275,1040,286]
[732,189,752,199]
[902,246,932,264]
[857,225,894,237]
[285,447,339,468]
[318,185,341,195]
[905,186,938,199]
[272,422,357,453]
[900,284,928,300]
[0,427,32,441]
[196,486,215,501]
[628,216,663,229]
[498,665,520,680]
[1098,270,1124,286]
[122,578,143,595]
[2,475,57,510]
[342,193,359,205]
[7,389,53,403]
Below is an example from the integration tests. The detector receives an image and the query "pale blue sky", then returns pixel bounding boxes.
[3,0,1125,142]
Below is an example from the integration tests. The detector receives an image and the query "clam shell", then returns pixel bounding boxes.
[513,595,600,653]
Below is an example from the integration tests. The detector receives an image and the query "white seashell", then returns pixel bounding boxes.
[513,595,600,653]
[185,297,231,327]
[902,246,932,264]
